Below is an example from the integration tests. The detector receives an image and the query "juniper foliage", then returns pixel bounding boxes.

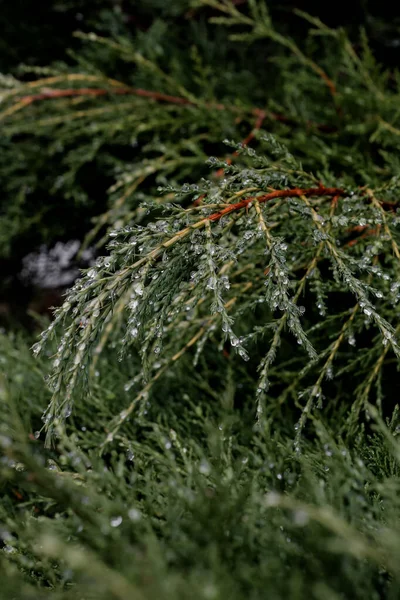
[2,330,400,599]
[1,1,400,598]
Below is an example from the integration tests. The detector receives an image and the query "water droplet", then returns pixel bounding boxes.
[129,299,139,311]
[348,335,356,346]
[293,510,309,526]
[221,275,230,290]
[34,431,40,440]
[32,343,41,356]
[199,459,211,475]
[128,508,142,522]
[0,435,12,448]
[230,336,239,347]
[203,583,218,599]
[64,405,72,419]
[206,277,217,290]
[110,516,122,528]
[238,348,249,361]
[133,283,144,296]
[265,491,281,507]
[129,327,138,339]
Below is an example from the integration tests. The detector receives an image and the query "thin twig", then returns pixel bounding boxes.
[215,110,267,177]
[208,185,345,222]
[5,85,336,134]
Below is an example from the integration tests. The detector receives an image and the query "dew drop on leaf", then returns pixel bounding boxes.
[110,516,123,527]
[128,508,142,522]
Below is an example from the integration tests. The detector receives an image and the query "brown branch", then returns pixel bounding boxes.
[344,226,379,248]
[215,109,267,178]
[208,185,345,222]
[11,86,336,133]
[318,69,337,99]
[194,111,267,205]
[239,109,267,146]
[330,194,340,208]
[16,86,203,108]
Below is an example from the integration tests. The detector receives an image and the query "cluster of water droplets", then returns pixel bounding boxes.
[195,225,248,361]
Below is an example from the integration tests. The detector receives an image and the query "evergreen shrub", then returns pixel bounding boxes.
[1,2,400,598]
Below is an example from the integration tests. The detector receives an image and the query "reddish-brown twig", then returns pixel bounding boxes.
[344,226,379,248]
[12,86,233,112]
[330,194,340,208]
[215,110,267,178]
[208,185,345,222]
[11,86,336,134]
[192,111,267,206]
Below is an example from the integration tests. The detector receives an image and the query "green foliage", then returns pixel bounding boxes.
[2,1,400,598]
[2,330,400,599]
[35,137,400,451]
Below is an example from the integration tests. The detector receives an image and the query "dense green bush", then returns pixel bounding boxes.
[1,1,400,598]
[2,330,400,599]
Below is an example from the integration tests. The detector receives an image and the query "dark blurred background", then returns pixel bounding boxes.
[1,1,400,73]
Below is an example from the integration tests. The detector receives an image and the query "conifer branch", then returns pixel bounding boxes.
[1,81,334,132]
[208,186,344,222]
[3,5,400,597]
